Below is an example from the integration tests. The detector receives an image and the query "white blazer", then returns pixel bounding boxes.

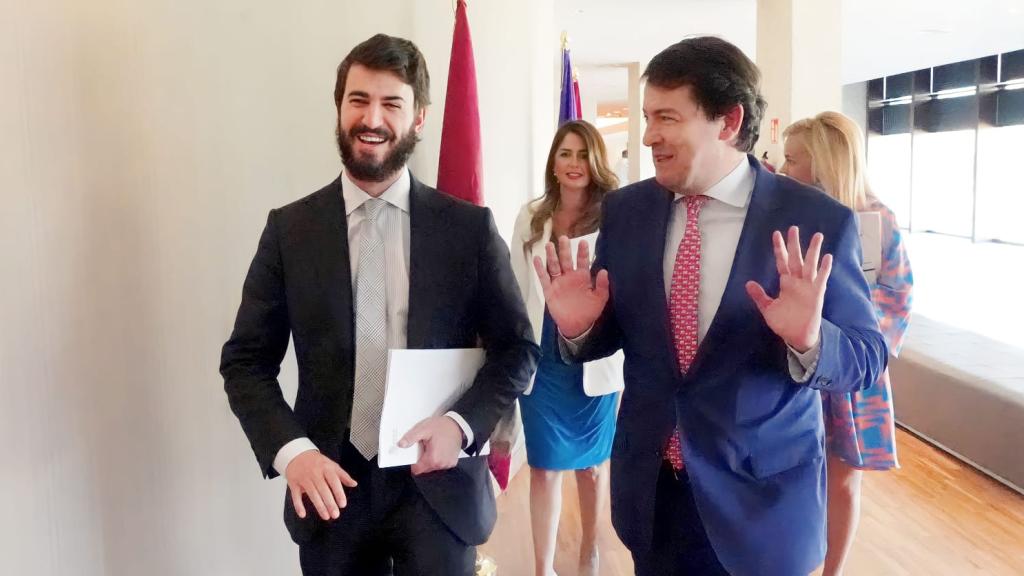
[510,201,625,397]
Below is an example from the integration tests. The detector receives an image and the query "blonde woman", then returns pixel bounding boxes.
[510,120,624,576]
[782,112,914,576]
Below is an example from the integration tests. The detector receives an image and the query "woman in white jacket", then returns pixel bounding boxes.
[510,120,624,576]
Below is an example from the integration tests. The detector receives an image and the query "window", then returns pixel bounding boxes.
[867,133,911,225]
[910,129,975,237]
[861,50,1024,351]
[864,51,1024,243]
[975,124,1024,244]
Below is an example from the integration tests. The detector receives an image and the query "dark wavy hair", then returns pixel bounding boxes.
[643,36,767,152]
[334,34,430,111]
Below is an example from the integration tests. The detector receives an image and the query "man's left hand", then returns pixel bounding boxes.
[745,226,832,353]
[398,415,465,476]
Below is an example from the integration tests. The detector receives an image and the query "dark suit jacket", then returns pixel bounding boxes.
[567,156,887,576]
[220,173,539,546]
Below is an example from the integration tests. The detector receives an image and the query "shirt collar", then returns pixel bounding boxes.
[341,168,411,215]
[675,156,754,209]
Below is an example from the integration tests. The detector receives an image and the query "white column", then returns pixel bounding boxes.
[756,0,842,164]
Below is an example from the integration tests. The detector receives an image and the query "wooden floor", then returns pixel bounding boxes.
[479,428,1024,575]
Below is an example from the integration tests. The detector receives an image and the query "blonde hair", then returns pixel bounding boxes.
[783,111,873,211]
[526,120,619,250]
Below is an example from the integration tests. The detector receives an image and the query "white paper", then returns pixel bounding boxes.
[857,211,882,285]
[377,348,489,468]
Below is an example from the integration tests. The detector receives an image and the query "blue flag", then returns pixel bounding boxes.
[558,45,580,125]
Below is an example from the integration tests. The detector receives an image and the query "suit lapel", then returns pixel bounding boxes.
[630,184,679,372]
[310,177,356,352]
[687,159,782,379]
[407,176,446,349]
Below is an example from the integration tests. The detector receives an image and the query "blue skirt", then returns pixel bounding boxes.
[520,311,618,470]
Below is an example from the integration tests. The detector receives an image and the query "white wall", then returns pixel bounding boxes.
[755,0,842,164]
[0,1,553,575]
[579,75,600,126]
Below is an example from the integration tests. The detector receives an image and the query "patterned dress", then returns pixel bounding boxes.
[823,197,914,470]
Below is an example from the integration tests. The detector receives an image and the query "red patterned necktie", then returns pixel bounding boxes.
[665,195,709,471]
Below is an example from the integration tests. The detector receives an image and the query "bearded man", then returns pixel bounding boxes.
[220,33,538,576]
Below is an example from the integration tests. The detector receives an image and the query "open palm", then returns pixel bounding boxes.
[532,236,609,339]
[744,226,832,353]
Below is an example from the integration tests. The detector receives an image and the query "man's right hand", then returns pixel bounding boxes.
[532,235,609,339]
[285,450,358,521]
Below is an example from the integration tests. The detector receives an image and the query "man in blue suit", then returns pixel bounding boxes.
[534,37,887,575]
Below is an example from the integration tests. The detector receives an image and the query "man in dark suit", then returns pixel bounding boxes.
[534,38,887,575]
[220,34,539,575]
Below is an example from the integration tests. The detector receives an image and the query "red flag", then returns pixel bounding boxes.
[439,1,515,492]
[573,75,582,119]
[437,0,483,206]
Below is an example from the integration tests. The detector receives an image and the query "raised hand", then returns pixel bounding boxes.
[532,235,609,339]
[744,226,833,353]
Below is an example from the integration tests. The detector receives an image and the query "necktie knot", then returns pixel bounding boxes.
[363,198,386,223]
[685,194,710,218]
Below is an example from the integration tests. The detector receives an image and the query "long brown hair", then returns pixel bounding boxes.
[526,120,619,250]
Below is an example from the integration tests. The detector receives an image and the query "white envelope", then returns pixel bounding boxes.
[377,348,490,468]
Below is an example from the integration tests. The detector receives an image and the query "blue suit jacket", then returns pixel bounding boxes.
[570,156,887,575]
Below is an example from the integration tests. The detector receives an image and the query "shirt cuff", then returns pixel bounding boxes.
[786,339,821,384]
[560,324,594,355]
[273,437,319,477]
[444,411,474,449]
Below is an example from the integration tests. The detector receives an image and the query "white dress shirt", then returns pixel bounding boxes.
[272,169,474,475]
[664,157,752,342]
[567,157,819,377]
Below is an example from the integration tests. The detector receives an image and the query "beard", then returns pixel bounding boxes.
[337,123,419,183]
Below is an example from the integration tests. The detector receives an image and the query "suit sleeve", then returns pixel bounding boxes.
[220,210,305,478]
[450,209,540,455]
[803,210,889,394]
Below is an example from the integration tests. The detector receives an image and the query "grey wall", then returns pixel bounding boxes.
[843,81,869,136]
